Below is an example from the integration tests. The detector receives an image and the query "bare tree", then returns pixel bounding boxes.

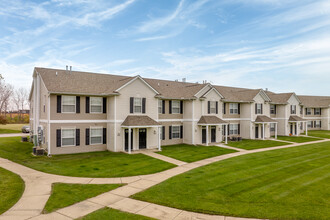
[0,79,13,115]
[12,87,28,120]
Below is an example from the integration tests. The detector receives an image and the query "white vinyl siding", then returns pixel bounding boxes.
[62,96,76,113]
[172,101,180,114]
[90,127,103,145]
[229,124,238,135]
[90,97,102,113]
[61,128,75,146]
[229,103,238,114]
[172,125,180,139]
[134,98,142,113]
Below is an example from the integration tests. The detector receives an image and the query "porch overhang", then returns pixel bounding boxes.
[197,116,228,126]
[121,116,161,128]
[288,115,307,122]
[254,115,277,124]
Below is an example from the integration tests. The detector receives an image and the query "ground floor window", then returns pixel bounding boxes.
[172,125,180,139]
[270,123,275,132]
[229,124,238,135]
[307,121,312,128]
[62,128,75,146]
[315,120,321,128]
[90,127,103,145]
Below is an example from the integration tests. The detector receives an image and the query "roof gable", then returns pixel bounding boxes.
[115,75,159,95]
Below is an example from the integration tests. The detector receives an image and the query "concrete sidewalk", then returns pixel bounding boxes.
[140,151,187,166]
[0,133,28,138]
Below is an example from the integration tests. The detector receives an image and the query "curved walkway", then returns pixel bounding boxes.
[0,138,328,220]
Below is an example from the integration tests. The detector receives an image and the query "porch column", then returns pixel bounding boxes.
[225,124,228,144]
[305,121,308,136]
[275,123,277,139]
[262,123,265,140]
[128,127,132,154]
[206,125,209,146]
[158,126,161,151]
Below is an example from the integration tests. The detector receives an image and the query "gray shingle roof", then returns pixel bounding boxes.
[121,116,160,127]
[255,115,277,123]
[197,116,228,124]
[298,95,330,108]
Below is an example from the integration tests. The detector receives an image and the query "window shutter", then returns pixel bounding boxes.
[76,129,80,146]
[86,97,90,113]
[261,104,263,114]
[180,101,183,114]
[216,101,218,114]
[169,126,172,139]
[255,103,257,114]
[275,105,277,114]
[103,128,107,144]
[294,105,296,114]
[320,121,322,128]
[103,97,107,113]
[57,95,61,113]
[162,100,165,114]
[86,128,90,145]
[142,98,146,113]
[238,103,240,114]
[238,124,240,135]
[56,129,61,147]
[320,108,322,115]
[76,96,80,113]
[227,124,229,135]
[223,103,226,114]
[130,97,134,113]
[169,101,172,114]
[305,108,307,115]
[180,125,183,139]
[314,121,316,127]
[162,126,165,140]
[208,101,210,114]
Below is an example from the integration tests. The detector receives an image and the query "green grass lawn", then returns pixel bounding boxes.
[0,137,176,177]
[226,139,290,150]
[133,141,330,220]
[0,167,25,214]
[157,144,237,162]
[303,130,330,139]
[276,135,322,143]
[43,183,123,213]
[0,124,27,134]
[80,207,155,220]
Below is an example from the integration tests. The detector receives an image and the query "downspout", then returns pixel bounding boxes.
[47,94,51,156]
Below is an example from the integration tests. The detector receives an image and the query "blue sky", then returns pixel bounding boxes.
[0,0,329,95]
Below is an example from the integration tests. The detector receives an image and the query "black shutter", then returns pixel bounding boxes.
[294,105,296,114]
[223,103,226,114]
[86,128,90,145]
[103,128,107,144]
[216,101,218,114]
[238,103,240,114]
[180,125,183,139]
[76,129,80,146]
[169,101,172,114]
[169,126,172,139]
[255,103,257,114]
[130,97,134,113]
[261,104,263,114]
[180,101,183,114]
[320,121,322,128]
[86,97,90,113]
[208,101,210,114]
[314,121,316,127]
[162,126,165,140]
[56,129,61,147]
[320,108,322,115]
[103,97,107,113]
[76,96,80,113]
[57,95,61,113]
[238,124,240,135]
[275,105,277,114]
[162,100,165,114]
[142,98,146,113]
[227,124,229,135]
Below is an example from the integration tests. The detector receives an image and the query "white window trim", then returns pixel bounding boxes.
[270,123,275,132]
[256,103,262,114]
[270,105,275,114]
[306,108,312,115]
[90,97,103,114]
[134,97,143,114]
[172,125,181,139]
[90,126,103,145]
[229,103,238,114]
[158,99,163,114]
[209,101,217,114]
[172,100,181,114]
[61,127,76,147]
[315,120,321,127]
[314,108,321,115]
[61,95,76,113]
[229,124,239,135]
[291,105,296,114]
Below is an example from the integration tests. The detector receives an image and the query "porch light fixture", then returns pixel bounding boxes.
[154,130,156,134]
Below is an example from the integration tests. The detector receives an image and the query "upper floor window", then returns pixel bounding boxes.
[256,103,262,114]
[229,124,239,135]
[134,98,142,113]
[209,101,217,114]
[270,105,276,114]
[290,105,296,114]
[306,108,312,115]
[62,128,75,146]
[314,108,321,115]
[90,127,103,145]
[62,96,76,113]
[90,97,102,113]
[229,103,239,114]
[158,99,162,114]
[172,100,181,114]
[300,106,303,115]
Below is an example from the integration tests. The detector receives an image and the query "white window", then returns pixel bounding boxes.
[307,121,312,128]
[270,123,275,132]
[256,103,262,114]
[210,101,217,114]
[134,98,142,113]
[270,105,276,114]
[315,120,321,128]
[62,96,76,113]
[61,128,75,146]
[314,108,321,115]
[291,105,296,114]
[90,97,102,113]
[90,127,103,145]
[158,100,162,114]
[172,125,180,139]
[229,124,238,135]
[306,108,311,115]
[229,103,238,114]
[172,101,180,114]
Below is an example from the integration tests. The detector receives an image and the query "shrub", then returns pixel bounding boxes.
[0,115,7,125]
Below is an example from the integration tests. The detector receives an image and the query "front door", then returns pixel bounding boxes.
[202,128,206,143]
[125,129,133,151]
[255,126,259,139]
[290,124,293,134]
[139,128,147,149]
[211,127,216,142]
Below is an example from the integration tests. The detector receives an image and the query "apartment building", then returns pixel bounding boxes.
[30,67,330,155]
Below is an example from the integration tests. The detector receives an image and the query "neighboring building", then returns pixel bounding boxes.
[29,67,330,155]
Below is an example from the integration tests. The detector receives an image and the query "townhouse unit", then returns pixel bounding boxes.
[29,67,330,155]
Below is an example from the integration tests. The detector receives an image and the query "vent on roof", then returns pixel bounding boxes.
[56,71,58,76]
[65,65,72,74]
[265,88,268,91]
[182,78,186,83]
[175,79,178,82]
